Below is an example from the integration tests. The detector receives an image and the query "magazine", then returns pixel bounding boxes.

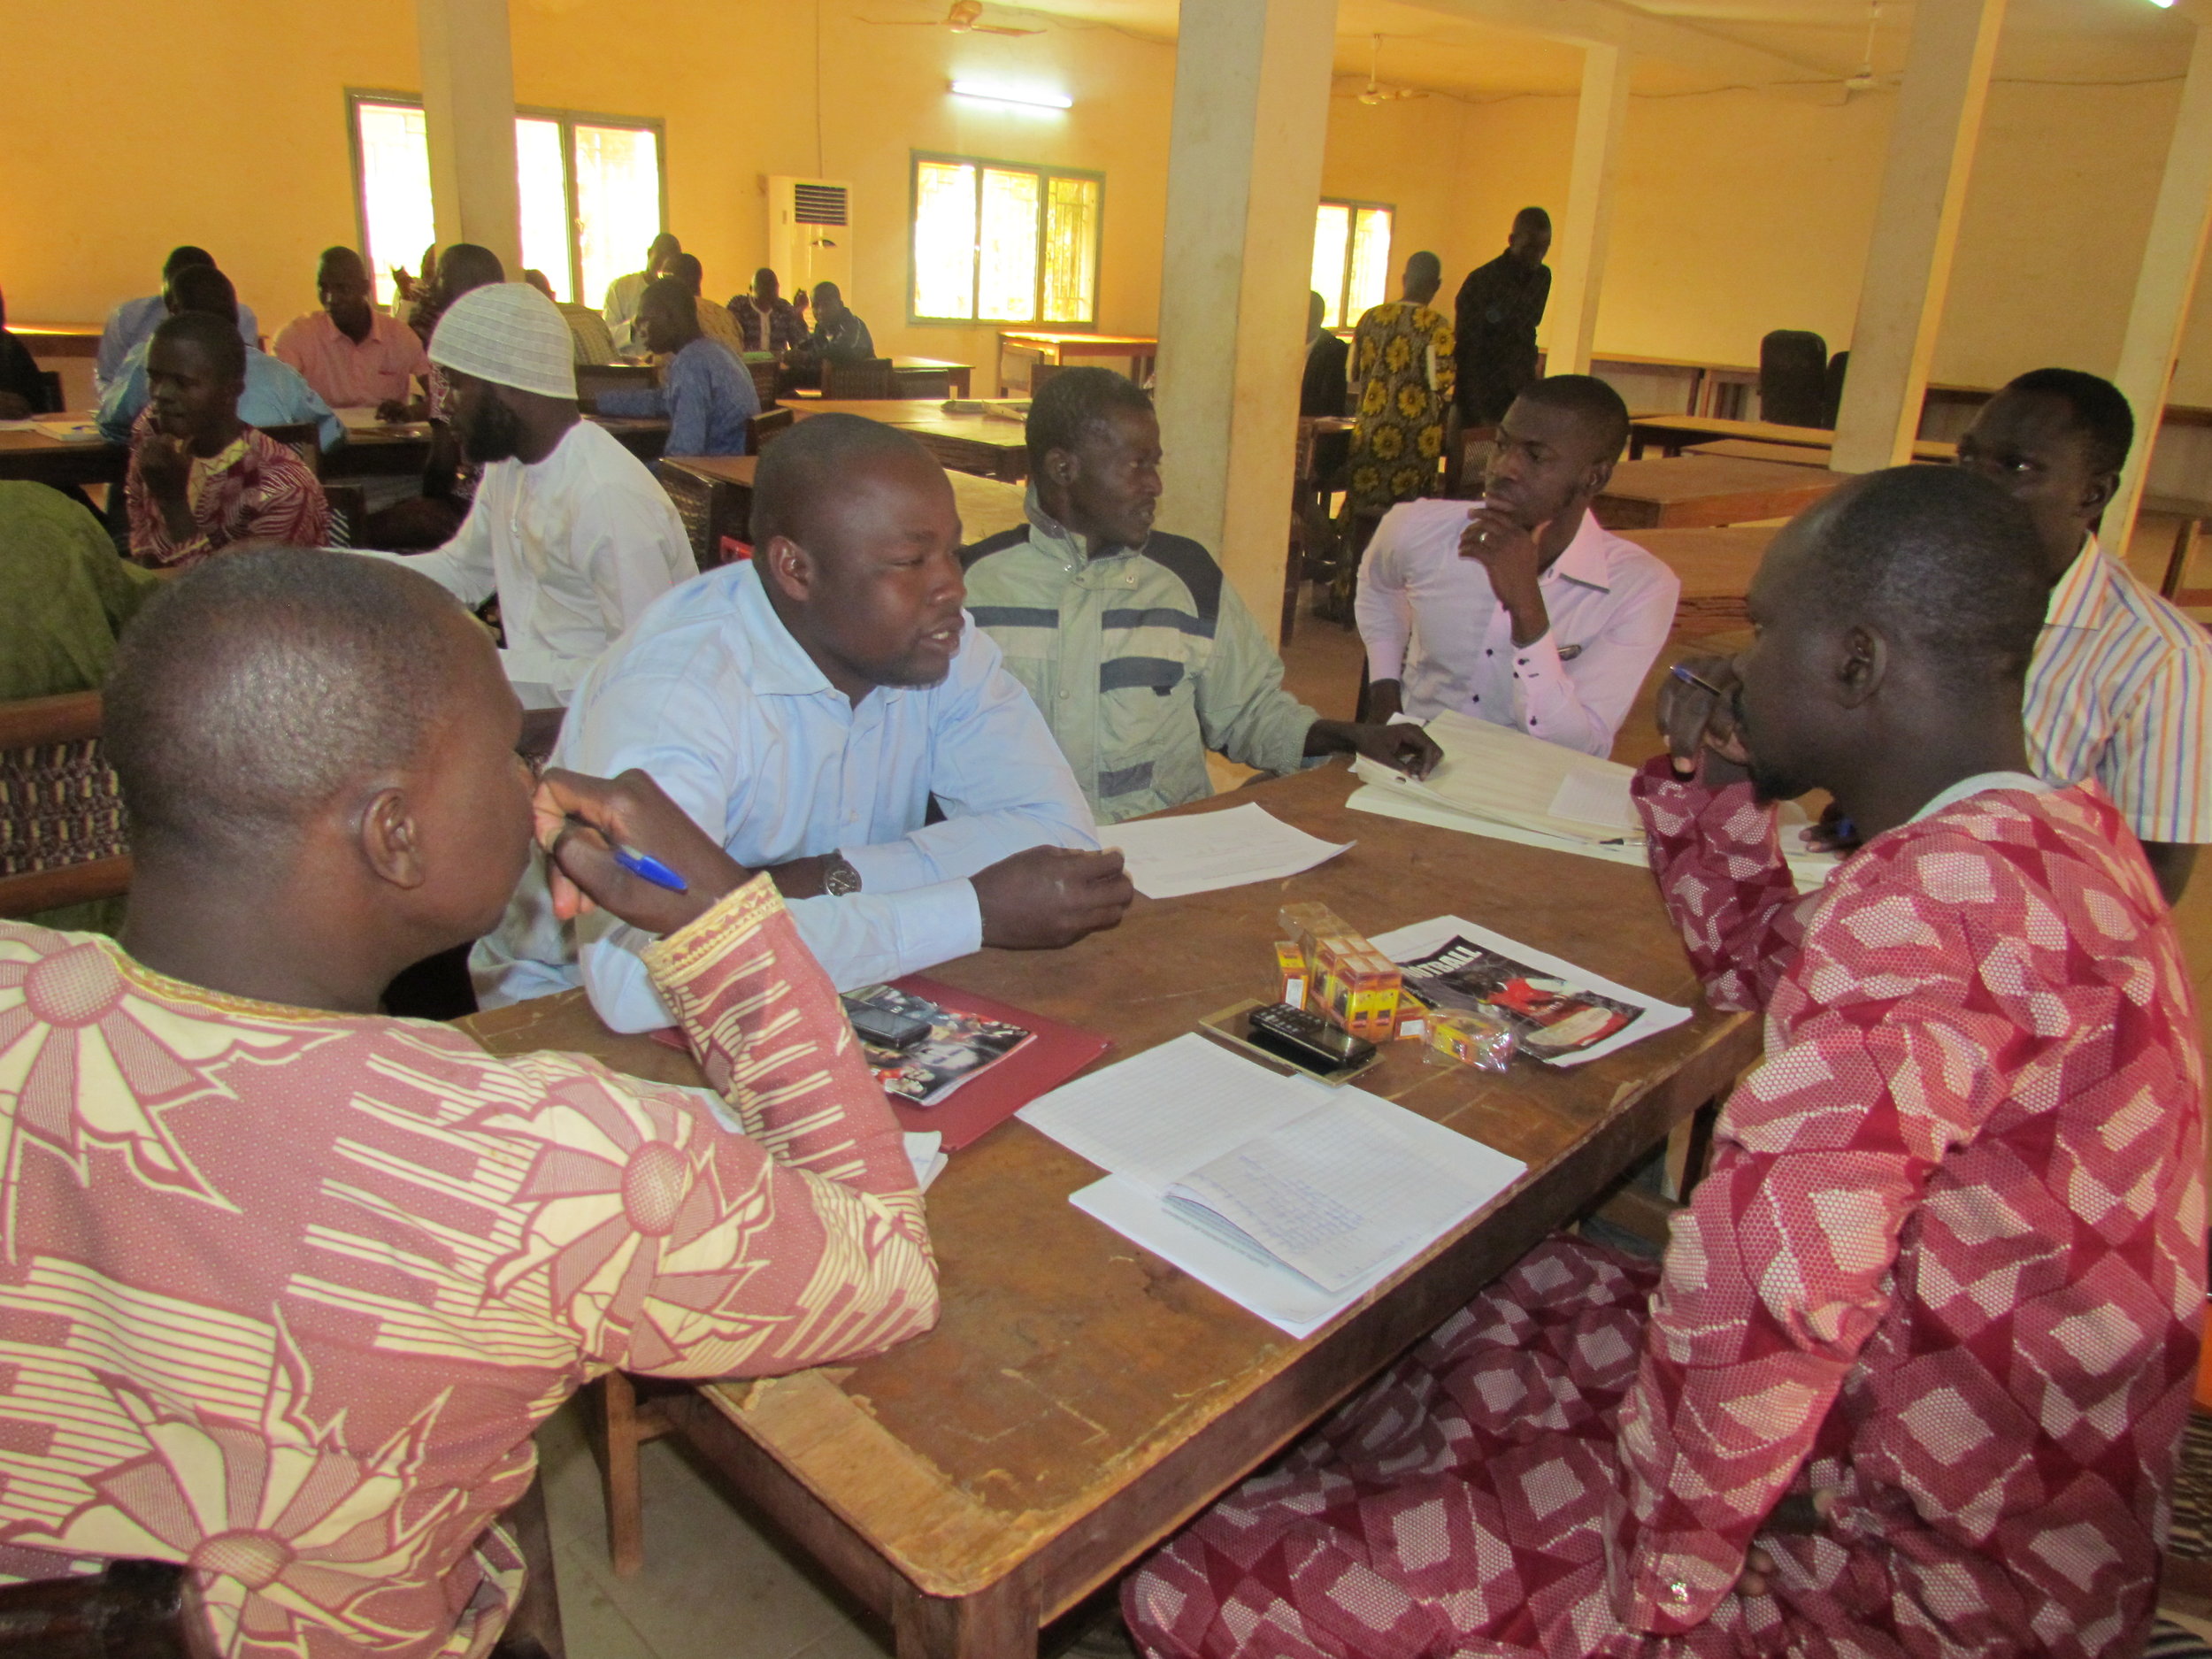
[842,983,1033,1108]
[1394,934,1643,1058]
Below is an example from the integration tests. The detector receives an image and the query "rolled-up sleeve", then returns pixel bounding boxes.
[1354,516,1415,683]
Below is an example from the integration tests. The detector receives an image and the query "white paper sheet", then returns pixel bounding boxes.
[1017,1032,1329,1197]
[1103,802,1351,900]
[1548,768,1637,832]
[1367,913,1692,1068]
[30,419,100,442]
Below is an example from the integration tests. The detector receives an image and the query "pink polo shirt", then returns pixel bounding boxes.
[272,310,429,408]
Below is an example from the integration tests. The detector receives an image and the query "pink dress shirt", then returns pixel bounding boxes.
[272,309,429,408]
[1355,499,1679,757]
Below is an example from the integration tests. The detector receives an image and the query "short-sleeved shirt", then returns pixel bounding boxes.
[272,309,429,408]
[2025,534,2212,845]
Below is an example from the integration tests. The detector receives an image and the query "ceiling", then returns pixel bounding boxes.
[926,0,2198,99]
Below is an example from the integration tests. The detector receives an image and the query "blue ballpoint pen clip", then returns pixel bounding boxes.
[611,843,689,893]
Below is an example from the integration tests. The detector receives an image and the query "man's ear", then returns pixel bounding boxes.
[1834,623,1887,710]
[357,787,427,890]
[1583,454,1617,501]
[2082,467,2120,527]
[757,534,814,603]
[1045,446,1079,491]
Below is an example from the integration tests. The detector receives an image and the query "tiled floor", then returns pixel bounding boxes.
[542,567,2212,1656]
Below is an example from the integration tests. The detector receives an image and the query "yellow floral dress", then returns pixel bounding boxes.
[1345,300,1455,518]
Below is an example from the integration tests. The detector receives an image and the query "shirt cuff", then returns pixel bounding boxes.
[1365,637,1407,682]
[841,836,930,894]
[1505,629,1571,733]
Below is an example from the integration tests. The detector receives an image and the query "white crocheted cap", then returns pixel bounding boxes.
[428,281,578,398]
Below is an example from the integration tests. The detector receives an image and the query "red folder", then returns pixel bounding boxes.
[648,974,1110,1151]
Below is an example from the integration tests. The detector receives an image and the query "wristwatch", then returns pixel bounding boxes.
[823,854,864,896]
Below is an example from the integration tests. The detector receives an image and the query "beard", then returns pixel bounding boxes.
[462,394,525,464]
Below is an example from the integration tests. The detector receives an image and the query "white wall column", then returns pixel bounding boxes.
[1831,0,2007,473]
[419,0,523,277]
[2108,23,2212,553]
[1545,42,1631,378]
[1153,0,1340,634]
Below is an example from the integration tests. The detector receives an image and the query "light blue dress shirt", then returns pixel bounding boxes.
[594,338,760,457]
[472,559,1100,1031]
[96,342,342,450]
[95,295,260,395]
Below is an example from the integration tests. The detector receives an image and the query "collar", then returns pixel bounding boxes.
[1909,770,2051,824]
[2043,532,2111,633]
[1025,486,1149,568]
[727,559,897,703]
[1540,510,1614,593]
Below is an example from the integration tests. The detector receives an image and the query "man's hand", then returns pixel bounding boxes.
[1458,502,1549,646]
[1655,654,1750,786]
[1800,799,1862,854]
[972,847,1134,950]
[1736,1489,1836,1598]
[1306,718,1443,780]
[375,397,415,424]
[138,433,192,501]
[533,766,750,935]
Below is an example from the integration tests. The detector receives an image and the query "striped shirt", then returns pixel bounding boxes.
[2025,534,2212,845]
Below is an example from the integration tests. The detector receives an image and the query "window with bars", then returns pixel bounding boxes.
[910,152,1102,326]
[1311,199,1394,330]
[348,92,666,311]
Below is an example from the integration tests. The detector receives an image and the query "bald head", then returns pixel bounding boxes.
[752,413,939,550]
[667,254,704,297]
[166,264,240,326]
[1402,251,1442,304]
[437,242,506,303]
[151,309,244,380]
[107,550,473,865]
[317,247,375,333]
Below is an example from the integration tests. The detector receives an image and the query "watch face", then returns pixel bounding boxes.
[825,857,862,896]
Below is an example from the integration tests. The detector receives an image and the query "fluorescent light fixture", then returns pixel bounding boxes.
[949,80,1072,110]
[2147,0,2176,8]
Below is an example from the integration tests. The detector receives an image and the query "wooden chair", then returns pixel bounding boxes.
[0,690,131,920]
[746,357,780,411]
[1756,330,1830,429]
[1029,361,1064,398]
[747,406,794,454]
[588,1374,677,1578]
[0,1560,218,1658]
[36,369,64,415]
[820,357,896,399]
[655,463,719,572]
[253,421,322,477]
[321,484,367,549]
[895,367,954,401]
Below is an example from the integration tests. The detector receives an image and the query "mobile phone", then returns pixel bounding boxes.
[1244,1002,1378,1074]
[845,999,933,1051]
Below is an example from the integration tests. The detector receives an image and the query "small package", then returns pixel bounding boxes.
[1273,941,1310,1010]
[1425,1007,1517,1072]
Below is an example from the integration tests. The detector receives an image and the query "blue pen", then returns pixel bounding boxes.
[561,816,689,893]
[1670,663,1728,698]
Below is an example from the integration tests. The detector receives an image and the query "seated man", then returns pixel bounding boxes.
[475,413,1131,1028]
[664,253,749,360]
[1955,366,2212,902]
[782,280,874,391]
[595,276,760,456]
[1356,373,1678,757]
[603,231,680,356]
[1127,465,2203,1659]
[96,264,341,449]
[961,368,1441,823]
[124,312,329,567]
[94,245,260,396]
[0,546,938,1657]
[0,284,52,419]
[273,246,429,417]
[729,265,807,356]
[371,281,695,702]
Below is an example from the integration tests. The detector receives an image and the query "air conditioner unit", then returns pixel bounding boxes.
[767,177,855,299]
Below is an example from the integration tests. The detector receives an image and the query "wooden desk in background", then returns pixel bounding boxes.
[1629,412,1955,465]
[0,421,126,488]
[892,357,973,399]
[10,324,102,357]
[462,764,1756,1659]
[997,331,1158,396]
[658,454,1026,563]
[1630,525,1779,636]
[786,399,1030,481]
[1595,454,1845,531]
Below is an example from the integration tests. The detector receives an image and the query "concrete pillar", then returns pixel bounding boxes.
[1545,43,1631,378]
[419,0,524,277]
[1153,0,1339,634]
[2108,23,2212,553]
[1831,0,2007,473]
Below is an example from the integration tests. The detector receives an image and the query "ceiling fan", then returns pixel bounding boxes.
[873,1,1044,35]
[1844,1,1886,95]
[1348,35,1428,104]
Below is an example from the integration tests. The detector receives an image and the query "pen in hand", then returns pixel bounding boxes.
[1670,664,1728,698]
[559,815,689,893]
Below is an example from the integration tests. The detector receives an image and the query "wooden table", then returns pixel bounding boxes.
[893,357,973,398]
[0,421,126,487]
[786,399,1029,481]
[1628,412,1955,465]
[11,324,102,358]
[1594,454,1844,531]
[1628,525,1778,636]
[463,764,1755,1659]
[659,454,1026,561]
[997,331,1158,396]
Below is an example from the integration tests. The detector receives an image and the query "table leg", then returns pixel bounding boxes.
[893,1572,1043,1659]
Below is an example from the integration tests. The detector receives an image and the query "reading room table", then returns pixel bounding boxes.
[657,454,1026,566]
[1626,411,1956,465]
[459,761,1760,1659]
[0,420,127,488]
[1594,452,1846,530]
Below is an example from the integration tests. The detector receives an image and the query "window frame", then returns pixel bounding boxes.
[906,149,1106,329]
[1315,195,1395,330]
[345,88,669,306]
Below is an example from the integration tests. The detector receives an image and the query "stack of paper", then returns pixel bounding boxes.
[31,419,101,442]
[1106,802,1350,900]
[1351,712,1839,888]
[1019,1034,1525,1336]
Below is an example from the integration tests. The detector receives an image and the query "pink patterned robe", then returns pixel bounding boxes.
[1126,766,2203,1659]
[0,876,937,1657]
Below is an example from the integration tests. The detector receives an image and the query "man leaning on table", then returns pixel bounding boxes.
[960,368,1443,825]
[0,546,937,1659]
[475,412,1133,1030]
[1356,373,1679,757]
